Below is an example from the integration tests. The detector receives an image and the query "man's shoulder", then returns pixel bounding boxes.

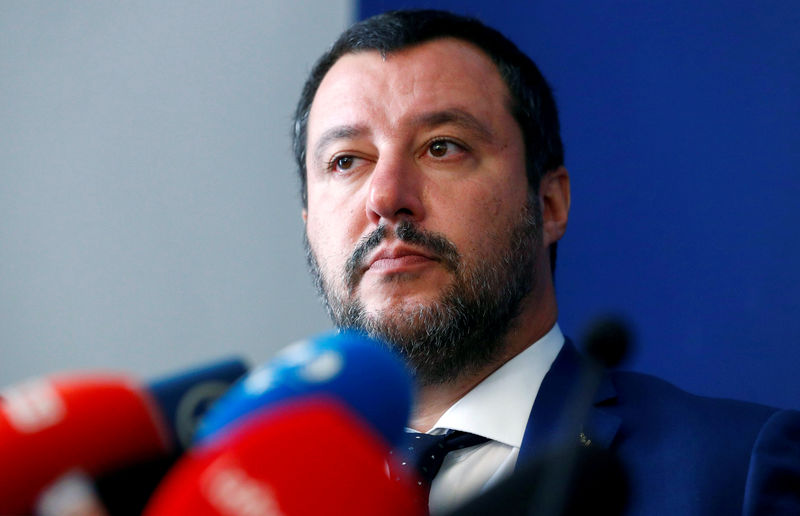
[606,369,792,433]
[604,368,800,466]
[554,339,793,429]
[544,340,797,446]
[599,370,800,514]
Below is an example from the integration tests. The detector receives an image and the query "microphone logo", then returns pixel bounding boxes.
[297,350,343,383]
[174,381,232,448]
[200,456,285,516]
[1,379,66,433]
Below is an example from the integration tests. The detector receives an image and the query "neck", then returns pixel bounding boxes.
[409,279,558,432]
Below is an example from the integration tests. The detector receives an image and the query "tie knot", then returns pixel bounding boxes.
[394,430,489,486]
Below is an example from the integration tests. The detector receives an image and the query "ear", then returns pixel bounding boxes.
[302,208,308,224]
[539,166,570,247]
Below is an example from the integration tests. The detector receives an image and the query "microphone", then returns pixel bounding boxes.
[147,330,422,515]
[35,470,109,516]
[0,358,247,515]
[447,316,633,516]
[146,357,249,450]
[144,399,426,516]
[445,445,628,516]
[195,330,413,448]
[580,315,632,370]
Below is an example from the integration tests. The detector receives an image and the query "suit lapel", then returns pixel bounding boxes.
[519,340,621,463]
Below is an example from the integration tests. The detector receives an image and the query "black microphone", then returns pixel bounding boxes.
[447,316,633,516]
[581,315,632,370]
[446,444,628,516]
[94,358,248,516]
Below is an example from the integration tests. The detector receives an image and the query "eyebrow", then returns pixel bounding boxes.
[312,124,369,166]
[411,108,495,143]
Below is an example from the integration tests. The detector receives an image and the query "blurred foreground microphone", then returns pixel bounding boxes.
[195,330,413,448]
[146,330,423,515]
[580,315,632,371]
[448,316,632,516]
[145,400,425,516]
[0,358,247,515]
[35,470,109,516]
[446,445,628,516]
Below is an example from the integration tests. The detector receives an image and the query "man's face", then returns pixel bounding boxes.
[303,38,541,383]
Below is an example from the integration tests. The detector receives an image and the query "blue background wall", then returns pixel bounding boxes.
[359,1,800,410]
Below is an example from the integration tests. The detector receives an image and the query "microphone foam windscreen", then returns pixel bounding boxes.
[195,330,412,448]
[146,399,425,516]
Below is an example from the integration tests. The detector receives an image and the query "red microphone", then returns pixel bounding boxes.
[0,357,246,515]
[0,374,169,515]
[35,470,110,516]
[145,397,425,516]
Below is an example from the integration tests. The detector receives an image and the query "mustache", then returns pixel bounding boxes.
[344,221,460,291]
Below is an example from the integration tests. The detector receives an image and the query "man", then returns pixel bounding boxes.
[294,9,800,515]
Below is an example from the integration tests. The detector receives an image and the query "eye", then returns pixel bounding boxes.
[334,156,355,170]
[327,154,364,173]
[427,139,463,159]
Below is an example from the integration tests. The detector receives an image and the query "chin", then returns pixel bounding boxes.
[363,271,449,298]
[361,298,429,320]
[360,286,445,314]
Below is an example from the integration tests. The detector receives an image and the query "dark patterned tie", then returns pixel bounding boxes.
[391,430,489,492]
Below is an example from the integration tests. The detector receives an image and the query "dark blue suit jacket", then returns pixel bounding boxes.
[518,342,800,514]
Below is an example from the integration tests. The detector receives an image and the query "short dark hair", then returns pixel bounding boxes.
[293,9,564,270]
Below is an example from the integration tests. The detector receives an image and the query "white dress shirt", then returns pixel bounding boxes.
[422,324,564,514]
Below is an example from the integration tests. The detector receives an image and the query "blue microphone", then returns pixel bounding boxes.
[194,330,413,448]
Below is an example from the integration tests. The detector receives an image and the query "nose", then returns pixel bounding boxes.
[365,154,426,225]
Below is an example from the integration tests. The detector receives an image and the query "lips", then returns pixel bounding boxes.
[366,246,437,272]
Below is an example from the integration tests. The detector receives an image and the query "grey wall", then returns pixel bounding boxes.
[0,1,351,384]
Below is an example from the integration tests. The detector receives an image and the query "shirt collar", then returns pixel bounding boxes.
[431,323,564,448]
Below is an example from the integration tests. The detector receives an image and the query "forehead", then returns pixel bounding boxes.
[306,38,515,145]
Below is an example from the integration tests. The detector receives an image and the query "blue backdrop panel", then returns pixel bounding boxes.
[358,1,800,410]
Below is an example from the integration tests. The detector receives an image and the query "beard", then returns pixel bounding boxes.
[305,195,542,386]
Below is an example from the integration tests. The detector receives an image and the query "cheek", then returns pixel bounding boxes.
[483,189,506,219]
[306,215,342,269]
[424,192,490,262]
[449,183,526,258]
[305,197,364,276]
